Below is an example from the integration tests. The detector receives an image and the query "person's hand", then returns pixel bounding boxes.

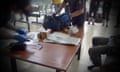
[16,29,27,35]
[52,12,58,17]
[15,35,28,42]
[53,13,57,16]
[60,14,69,22]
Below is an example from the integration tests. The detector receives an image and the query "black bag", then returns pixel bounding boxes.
[9,42,26,52]
[43,14,71,31]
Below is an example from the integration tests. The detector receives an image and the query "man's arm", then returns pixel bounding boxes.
[71,8,84,17]
[71,0,85,18]
[57,1,66,14]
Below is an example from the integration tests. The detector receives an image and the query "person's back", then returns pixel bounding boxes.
[66,0,86,27]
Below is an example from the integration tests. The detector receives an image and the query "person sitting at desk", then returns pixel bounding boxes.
[0,0,31,48]
[0,0,32,72]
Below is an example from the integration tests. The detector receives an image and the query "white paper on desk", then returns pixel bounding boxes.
[26,32,39,41]
[50,32,70,38]
[43,32,80,45]
[25,32,44,49]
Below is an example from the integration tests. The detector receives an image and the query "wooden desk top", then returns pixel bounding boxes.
[11,27,83,71]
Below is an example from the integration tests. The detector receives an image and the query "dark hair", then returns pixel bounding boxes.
[0,0,31,26]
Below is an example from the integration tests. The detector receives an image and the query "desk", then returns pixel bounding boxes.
[10,27,83,72]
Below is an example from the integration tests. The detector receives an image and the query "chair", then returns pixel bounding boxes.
[13,14,31,32]
[89,37,118,71]
[30,4,41,24]
[14,4,41,32]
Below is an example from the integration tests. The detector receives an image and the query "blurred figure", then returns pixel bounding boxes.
[88,0,100,25]
[0,0,32,72]
[88,35,120,71]
[56,0,86,28]
[0,0,31,43]
[102,0,112,27]
[52,0,63,12]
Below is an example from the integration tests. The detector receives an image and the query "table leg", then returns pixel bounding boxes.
[26,16,30,32]
[13,20,16,27]
[11,58,17,72]
[77,45,81,60]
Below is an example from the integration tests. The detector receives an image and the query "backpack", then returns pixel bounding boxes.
[43,13,71,31]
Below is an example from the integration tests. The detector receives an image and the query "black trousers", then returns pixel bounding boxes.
[89,0,100,18]
[88,37,115,66]
[102,0,112,21]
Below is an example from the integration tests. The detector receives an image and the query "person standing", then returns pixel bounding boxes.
[56,0,86,28]
[88,0,100,25]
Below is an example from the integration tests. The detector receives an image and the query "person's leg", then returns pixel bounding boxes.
[106,6,111,27]
[92,0,100,25]
[113,0,120,28]
[116,12,120,27]
[78,13,86,27]
[90,37,114,70]
[102,1,106,26]
[92,37,109,46]
[102,1,112,27]
[114,9,120,28]
[88,48,101,70]
[88,45,111,70]
[88,0,95,24]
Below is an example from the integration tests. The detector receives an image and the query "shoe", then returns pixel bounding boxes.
[106,21,108,27]
[102,19,107,27]
[88,65,96,70]
[88,18,91,25]
[92,18,95,25]
[106,24,108,27]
